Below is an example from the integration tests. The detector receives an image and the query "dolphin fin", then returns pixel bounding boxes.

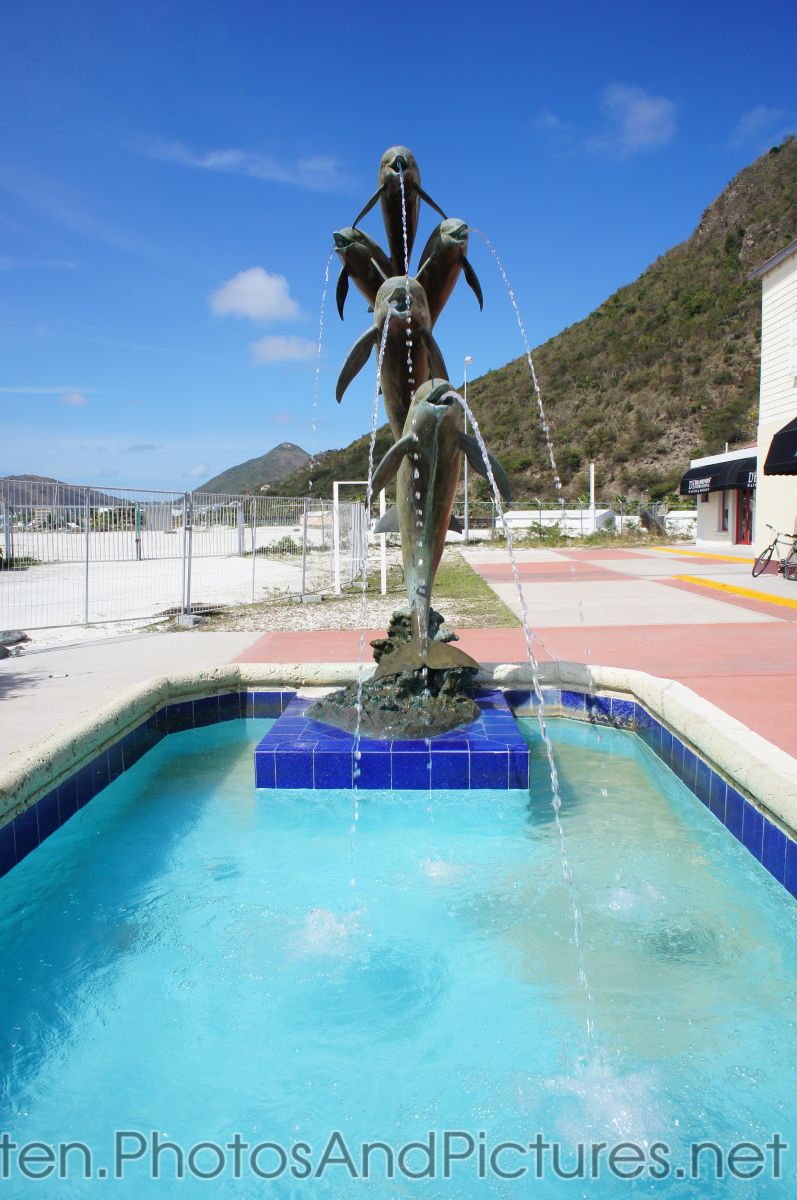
[336,328,378,402]
[458,433,512,503]
[371,435,415,494]
[373,506,462,535]
[416,185,447,221]
[373,505,400,534]
[336,268,349,319]
[353,185,384,228]
[420,329,448,381]
[462,256,484,310]
[374,633,479,679]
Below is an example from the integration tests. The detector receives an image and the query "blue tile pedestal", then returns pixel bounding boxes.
[254,689,530,790]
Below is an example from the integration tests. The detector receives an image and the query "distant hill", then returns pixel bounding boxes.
[0,475,116,506]
[196,442,310,494]
[276,136,797,502]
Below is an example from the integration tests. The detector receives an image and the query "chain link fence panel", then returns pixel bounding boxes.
[0,481,366,632]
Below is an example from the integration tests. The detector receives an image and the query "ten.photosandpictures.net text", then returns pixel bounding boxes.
[0,1130,788,1184]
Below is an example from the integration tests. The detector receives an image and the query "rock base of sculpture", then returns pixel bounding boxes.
[309,608,479,740]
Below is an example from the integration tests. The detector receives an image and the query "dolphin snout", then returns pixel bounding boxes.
[332,231,350,249]
[427,383,455,406]
[450,221,468,243]
[391,153,408,173]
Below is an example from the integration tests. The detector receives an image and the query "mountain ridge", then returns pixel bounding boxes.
[195,442,310,494]
[274,136,797,502]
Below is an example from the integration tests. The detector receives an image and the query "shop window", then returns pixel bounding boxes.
[718,490,729,532]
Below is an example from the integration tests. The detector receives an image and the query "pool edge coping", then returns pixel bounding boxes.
[1,659,796,841]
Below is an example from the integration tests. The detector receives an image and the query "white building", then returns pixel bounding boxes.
[679,446,757,548]
[748,239,797,552]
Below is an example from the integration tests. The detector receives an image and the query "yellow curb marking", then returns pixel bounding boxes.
[653,547,755,564]
[674,574,797,611]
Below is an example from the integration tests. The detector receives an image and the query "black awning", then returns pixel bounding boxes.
[679,466,719,495]
[679,456,757,496]
[726,456,757,490]
[764,417,797,476]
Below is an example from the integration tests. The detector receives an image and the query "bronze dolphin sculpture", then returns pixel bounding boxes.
[369,380,511,678]
[335,276,447,438]
[353,146,446,274]
[332,227,393,319]
[416,218,483,325]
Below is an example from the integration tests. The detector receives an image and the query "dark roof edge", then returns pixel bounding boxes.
[747,237,797,281]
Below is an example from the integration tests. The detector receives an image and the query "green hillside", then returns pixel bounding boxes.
[277,137,797,502]
[196,442,310,494]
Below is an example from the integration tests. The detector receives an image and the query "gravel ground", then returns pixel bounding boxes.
[195,592,507,633]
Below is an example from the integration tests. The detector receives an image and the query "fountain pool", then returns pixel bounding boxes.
[1,712,795,1197]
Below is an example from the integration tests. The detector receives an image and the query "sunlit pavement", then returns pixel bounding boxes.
[3,544,797,761]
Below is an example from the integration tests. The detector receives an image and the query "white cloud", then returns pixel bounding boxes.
[593,84,677,156]
[58,390,90,407]
[728,105,794,147]
[143,139,351,192]
[0,385,90,394]
[183,463,209,479]
[535,84,677,159]
[210,267,302,323]
[250,335,316,364]
[0,257,75,271]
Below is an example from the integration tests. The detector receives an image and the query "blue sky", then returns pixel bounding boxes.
[1,0,795,490]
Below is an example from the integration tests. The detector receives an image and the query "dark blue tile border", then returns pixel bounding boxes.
[0,688,295,882]
[1,685,795,910]
[506,686,797,903]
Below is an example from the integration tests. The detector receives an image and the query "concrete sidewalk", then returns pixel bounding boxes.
[0,632,255,756]
[3,542,797,761]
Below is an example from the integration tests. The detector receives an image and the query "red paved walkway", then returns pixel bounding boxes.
[235,621,797,754]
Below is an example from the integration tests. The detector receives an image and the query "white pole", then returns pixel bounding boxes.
[463,355,472,544]
[379,488,387,595]
[251,498,257,603]
[300,496,309,599]
[84,489,90,625]
[332,481,341,594]
[589,461,596,533]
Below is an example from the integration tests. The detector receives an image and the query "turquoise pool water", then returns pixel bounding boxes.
[0,717,795,1196]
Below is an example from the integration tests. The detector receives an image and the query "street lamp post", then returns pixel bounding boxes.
[463,355,473,544]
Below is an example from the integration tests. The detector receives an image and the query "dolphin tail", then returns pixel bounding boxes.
[353,185,384,228]
[462,256,484,310]
[373,631,479,679]
[336,328,378,402]
[336,268,349,319]
[416,184,447,221]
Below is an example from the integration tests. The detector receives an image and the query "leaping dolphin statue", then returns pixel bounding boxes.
[332,227,393,319]
[353,146,447,274]
[416,219,483,325]
[369,379,512,679]
[336,276,448,438]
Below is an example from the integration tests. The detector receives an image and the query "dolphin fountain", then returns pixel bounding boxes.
[311,147,510,739]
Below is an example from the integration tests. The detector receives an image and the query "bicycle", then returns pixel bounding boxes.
[751,524,797,580]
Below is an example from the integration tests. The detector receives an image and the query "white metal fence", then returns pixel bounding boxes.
[0,481,367,631]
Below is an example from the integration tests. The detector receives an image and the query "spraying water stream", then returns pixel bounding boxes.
[452,387,596,1045]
